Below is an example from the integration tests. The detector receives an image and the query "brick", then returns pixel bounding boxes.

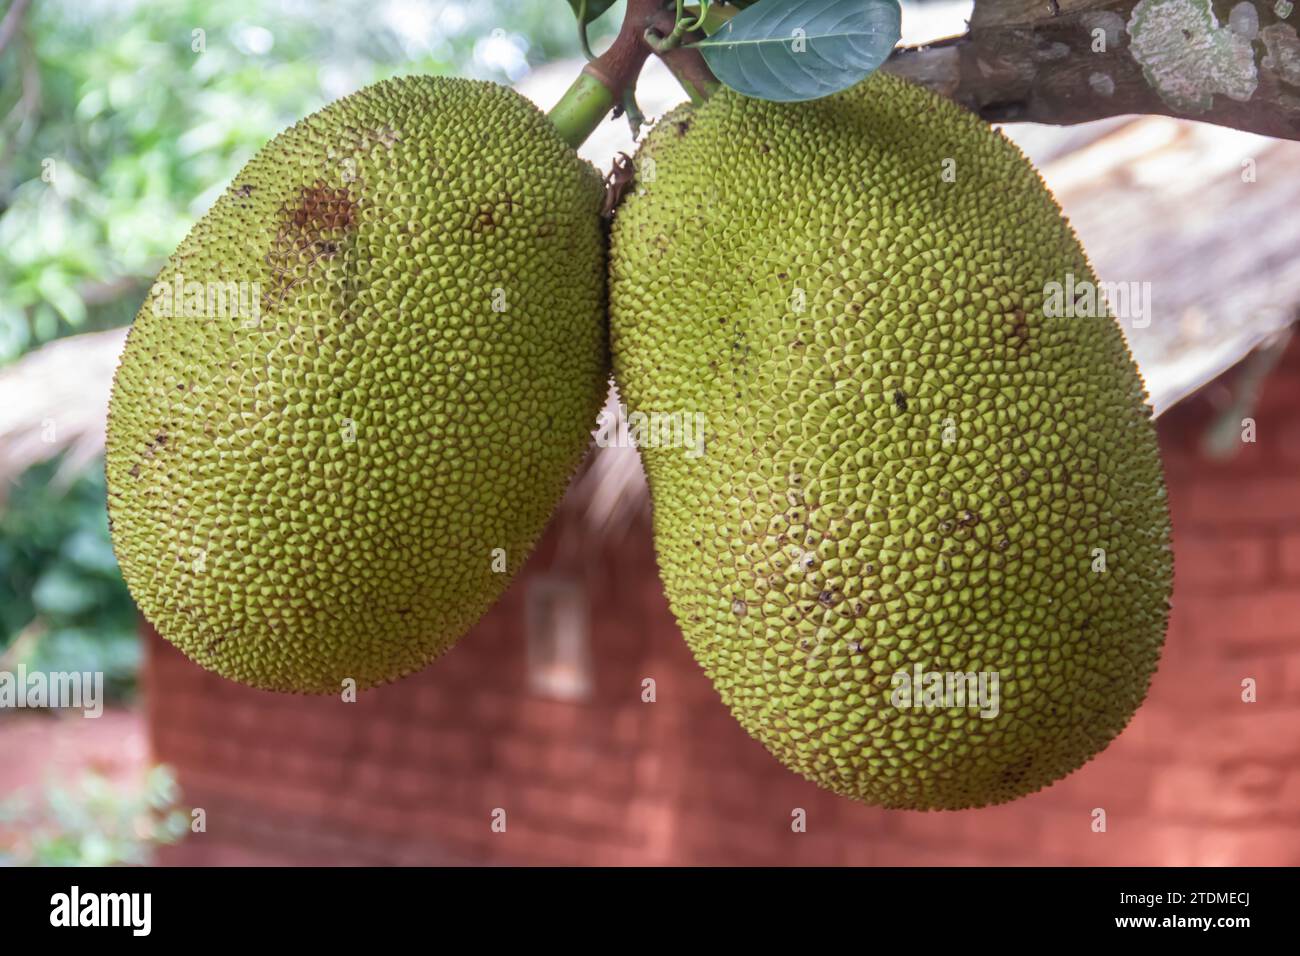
[632,752,669,791]
[410,684,458,721]
[958,804,1046,856]
[1029,805,1204,865]
[561,790,633,833]
[346,761,391,794]
[678,826,780,866]
[1272,417,1300,468]
[405,728,483,769]
[144,497,1300,867]
[1284,655,1300,699]
[354,804,409,836]
[489,736,546,776]
[331,795,384,831]
[1280,533,1300,580]
[274,710,357,752]
[1132,823,1202,866]
[871,843,996,866]
[1177,590,1300,647]
[1217,653,1295,704]
[1279,770,1300,814]
[220,780,331,823]
[514,785,630,837]
[1141,650,1236,709]
[546,743,637,794]
[1150,763,1289,821]
[678,764,771,811]
[884,809,954,847]
[1195,827,1300,866]
[1203,709,1300,760]
[470,692,518,727]
[1106,705,1190,759]
[437,775,507,816]
[1256,354,1300,410]
[825,796,893,833]
[838,840,880,866]
[208,738,243,769]
[1031,751,1157,810]
[385,765,437,803]
[1034,815,1128,866]
[403,807,494,849]
[607,706,645,747]
[1172,533,1271,588]
[242,746,278,775]
[543,742,594,779]
[512,784,571,824]
[494,826,623,866]
[358,718,403,755]
[778,832,846,866]
[1181,478,1300,526]
[625,799,675,861]
[515,698,584,735]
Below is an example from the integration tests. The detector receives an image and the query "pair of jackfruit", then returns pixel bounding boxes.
[107,74,1171,809]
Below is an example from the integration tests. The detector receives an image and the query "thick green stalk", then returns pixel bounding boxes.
[548,72,618,149]
[546,0,664,149]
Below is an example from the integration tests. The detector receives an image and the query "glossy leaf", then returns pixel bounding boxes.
[694,0,902,102]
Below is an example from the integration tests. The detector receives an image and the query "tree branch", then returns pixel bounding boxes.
[0,0,32,58]
[883,0,1300,140]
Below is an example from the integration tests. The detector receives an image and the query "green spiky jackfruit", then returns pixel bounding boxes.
[609,74,1172,809]
[106,76,608,694]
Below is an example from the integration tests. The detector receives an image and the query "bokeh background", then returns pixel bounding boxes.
[1,0,1298,865]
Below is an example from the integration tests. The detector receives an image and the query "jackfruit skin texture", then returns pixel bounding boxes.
[609,73,1172,810]
[106,76,608,694]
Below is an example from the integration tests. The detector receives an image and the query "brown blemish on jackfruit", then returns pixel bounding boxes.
[1008,308,1031,350]
[471,195,517,234]
[286,180,358,235]
[130,431,170,478]
[264,180,360,311]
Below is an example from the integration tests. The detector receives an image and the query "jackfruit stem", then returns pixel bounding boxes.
[548,0,664,148]
[547,0,723,146]
[549,72,617,149]
[653,38,720,106]
[645,3,721,106]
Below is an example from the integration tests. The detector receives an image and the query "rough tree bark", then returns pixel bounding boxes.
[883,0,1300,140]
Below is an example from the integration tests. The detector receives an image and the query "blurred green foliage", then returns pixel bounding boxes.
[0,460,140,698]
[0,0,621,696]
[0,0,623,359]
[0,765,190,866]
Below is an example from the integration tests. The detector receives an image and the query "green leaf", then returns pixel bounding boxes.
[36,270,89,328]
[567,0,619,26]
[0,304,32,362]
[32,564,99,618]
[63,529,121,576]
[693,0,902,102]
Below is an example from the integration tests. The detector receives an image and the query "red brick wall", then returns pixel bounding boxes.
[150,337,1300,866]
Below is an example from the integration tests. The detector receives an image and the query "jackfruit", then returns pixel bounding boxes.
[609,73,1172,809]
[106,76,608,694]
